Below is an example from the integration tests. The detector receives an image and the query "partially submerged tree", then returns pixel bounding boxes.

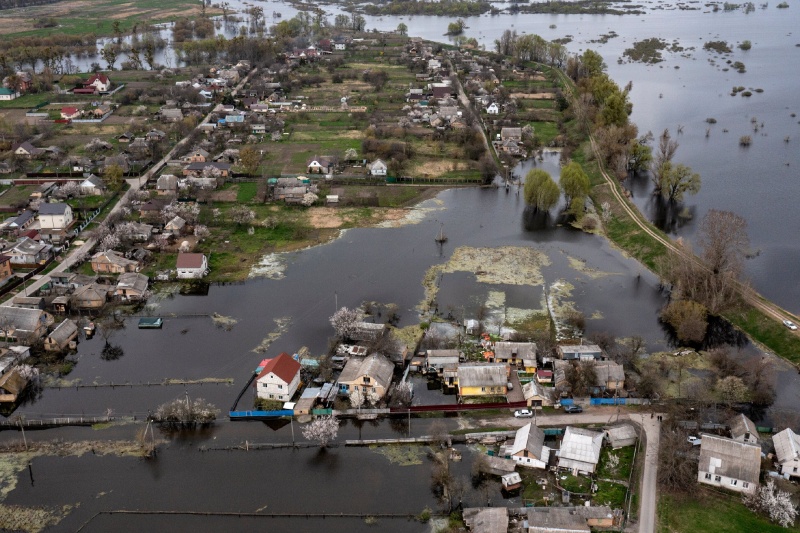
[659,162,701,202]
[524,169,560,213]
[151,396,219,428]
[650,128,678,191]
[301,415,339,448]
[330,306,363,339]
[559,161,590,217]
[660,299,708,344]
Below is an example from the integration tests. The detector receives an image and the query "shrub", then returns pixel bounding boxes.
[738,40,752,50]
[739,135,752,146]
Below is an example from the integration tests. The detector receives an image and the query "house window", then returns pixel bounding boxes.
[705,473,712,480]
[794,467,798,473]
[261,383,267,388]
[481,387,486,392]
[715,476,721,482]
[278,384,283,389]
[730,480,737,486]
[269,394,274,399]
[364,377,371,384]
[743,482,750,489]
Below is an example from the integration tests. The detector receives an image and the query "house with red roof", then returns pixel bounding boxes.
[254,352,301,402]
[61,107,81,120]
[82,73,110,93]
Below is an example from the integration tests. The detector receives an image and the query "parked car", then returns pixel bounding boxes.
[507,381,513,391]
[514,409,533,418]
[564,405,583,414]
[687,436,702,446]
[783,319,798,331]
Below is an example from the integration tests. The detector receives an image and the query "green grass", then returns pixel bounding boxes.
[0,185,33,208]
[726,307,800,365]
[531,121,559,145]
[594,480,627,509]
[0,92,51,109]
[606,215,668,271]
[559,473,592,494]
[658,491,792,533]
[236,182,258,203]
[597,445,636,480]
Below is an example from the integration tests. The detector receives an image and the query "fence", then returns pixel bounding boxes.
[389,400,527,414]
[229,410,293,419]
[0,256,54,298]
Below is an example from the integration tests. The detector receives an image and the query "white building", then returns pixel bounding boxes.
[38,203,73,231]
[176,253,208,279]
[368,159,388,176]
[697,434,760,494]
[255,352,301,402]
[506,422,550,469]
[773,428,800,479]
[486,102,500,115]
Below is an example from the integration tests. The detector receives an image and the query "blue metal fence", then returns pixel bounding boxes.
[229,410,293,418]
[590,398,627,406]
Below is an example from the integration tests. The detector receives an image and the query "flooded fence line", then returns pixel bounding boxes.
[0,416,114,430]
[44,378,234,390]
[201,441,338,451]
[76,509,437,531]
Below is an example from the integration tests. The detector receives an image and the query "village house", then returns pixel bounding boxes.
[43,319,78,352]
[0,255,12,281]
[11,296,44,310]
[78,73,111,93]
[306,155,337,174]
[697,434,760,494]
[593,360,625,394]
[501,127,523,143]
[115,272,149,301]
[506,422,550,469]
[6,211,35,233]
[368,159,388,176]
[485,102,500,115]
[463,508,508,533]
[255,352,301,402]
[157,174,178,195]
[457,362,509,398]
[3,237,52,266]
[80,175,106,196]
[60,107,81,120]
[176,253,208,279]
[350,321,387,342]
[90,250,138,274]
[337,354,394,401]
[0,368,28,403]
[146,129,167,142]
[426,349,462,374]
[13,141,43,159]
[522,380,555,408]
[0,87,19,101]
[165,216,186,236]
[0,307,54,342]
[251,123,266,135]
[184,148,210,163]
[160,108,184,123]
[557,426,604,474]
[138,199,168,220]
[38,203,73,231]
[70,283,110,310]
[492,341,537,368]
[525,506,618,533]
[117,132,134,143]
[556,344,604,361]
[728,413,759,444]
[605,424,637,449]
[772,428,800,479]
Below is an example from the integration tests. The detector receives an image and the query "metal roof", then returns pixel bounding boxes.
[727,413,758,441]
[494,341,536,360]
[39,202,69,216]
[463,508,509,533]
[457,363,507,388]
[558,427,603,472]
[338,354,394,391]
[605,424,637,449]
[698,434,761,485]
[509,422,547,460]
[773,428,800,464]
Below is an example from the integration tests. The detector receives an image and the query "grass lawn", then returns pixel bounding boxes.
[558,473,592,494]
[236,182,258,203]
[658,491,792,533]
[0,185,33,208]
[531,121,559,146]
[725,307,800,365]
[0,93,51,109]
[597,445,636,480]
[594,480,627,509]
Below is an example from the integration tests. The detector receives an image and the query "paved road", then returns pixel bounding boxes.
[472,407,660,532]
[5,68,259,302]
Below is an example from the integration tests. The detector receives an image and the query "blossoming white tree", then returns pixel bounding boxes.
[330,306,363,339]
[301,415,339,448]
[744,479,797,528]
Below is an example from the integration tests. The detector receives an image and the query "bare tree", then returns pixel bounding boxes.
[151,396,219,428]
[650,128,678,191]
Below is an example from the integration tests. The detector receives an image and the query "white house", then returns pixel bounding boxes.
[728,413,759,445]
[80,175,105,196]
[697,434,760,494]
[0,88,19,101]
[506,422,550,469]
[176,253,208,279]
[557,426,603,474]
[38,203,73,231]
[773,428,800,479]
[255,352,301,402]
[368,159,388,176]
[82,73,110,92]
[486,102,500,115]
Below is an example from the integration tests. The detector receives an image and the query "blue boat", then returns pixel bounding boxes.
[138,317,163,329]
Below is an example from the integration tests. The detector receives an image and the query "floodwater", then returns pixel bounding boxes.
[59,0,800,309]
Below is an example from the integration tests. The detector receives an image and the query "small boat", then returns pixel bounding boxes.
[83,322,95,337]
[138,317,163,329]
